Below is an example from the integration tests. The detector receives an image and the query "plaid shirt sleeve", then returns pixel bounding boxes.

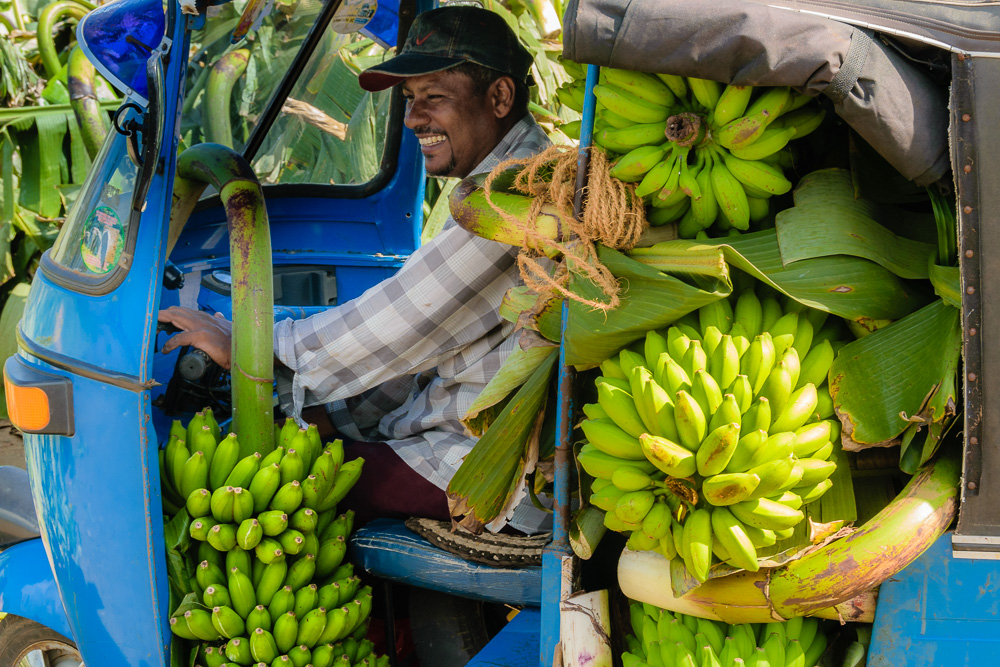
[274,115,554,534]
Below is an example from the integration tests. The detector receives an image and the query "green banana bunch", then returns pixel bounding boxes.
[160,412,389,665]
[579,286,847,579]
[621,600,832,667]
[563,64,826,238]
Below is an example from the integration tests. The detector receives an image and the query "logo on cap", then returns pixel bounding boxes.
[414,30,436,46]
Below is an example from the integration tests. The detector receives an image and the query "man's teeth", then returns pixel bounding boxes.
[419,135,446,146]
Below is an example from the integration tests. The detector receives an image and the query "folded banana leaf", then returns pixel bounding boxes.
[448,350,558,533]
[499,286,563,342]
[718,230,928,321]
[462,335,558,434]
[775,203,935,280]
[829,299,961,449]
[565,244,732,366]
[929,263,960,308]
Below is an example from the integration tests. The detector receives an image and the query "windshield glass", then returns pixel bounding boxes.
[180,0,327,153]
[251,28,394,186]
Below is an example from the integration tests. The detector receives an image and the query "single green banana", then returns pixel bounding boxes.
[682,508,713,583]
[209,433,241,490]
[690,151,719,228]
[722,151,792,196]
[207,523,238,552]
[658,353,692,395]
[255,537,285,565]
[316,606,349,645]
[315,536,349,578]
[203,583,232,609]
[745,86,792,121]
[186,488,212,518]
[593,83,671,124]
[681,340,708,378]
[604,68,676,106]
[713,84,753,127]
[746,456,797,498]
[691,370,724,423]
[293,584,319,619]
[288,644,313,666]
[285,553,317,592]
[730,125,796,161]
[261,445,286,469]
[599,108,633,129]
[771,383,818,433]
[596,381,647,438]
[729,377,754,416]
[760,363,793,416]
[797,340,835,390]
[579,444,658,479]
[702,471,760,506]
[232,486,255,523]
[609,144,670,182]
[290,507,318,534]
[696,422,741,476]
[794,478,834,504]
[246,604,272,634]
[271,480,305,514]
[211,605,245,639]
[237,518,263,550]
[268,585,296,619]
[687,77,722,112]
[726,428,768,473]
[256,558,288,607]
[773,105,826,138]
[258,510,290,536]
[615,489,657,525]
[273,610,299,653]
[226,546,252,580]
[699,299,734,337]
[279,447,307,486]
[250,627,280,663]
[180,451,210,499]
[225,636,254,664]
[225,452,263,489]
[673,390,707,451]
[581,418,646,460]
[296,606,328,648]
[316,458,364,512]
[713,111,770,150]
[730,497,804,531]
[796,458,838,487]
[710,155,750,230]
[635,151,678,199]
[211,486,237,523]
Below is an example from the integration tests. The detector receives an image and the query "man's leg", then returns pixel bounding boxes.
[339,441,451,528]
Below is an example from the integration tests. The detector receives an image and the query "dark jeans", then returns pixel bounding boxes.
[340,440,451,528]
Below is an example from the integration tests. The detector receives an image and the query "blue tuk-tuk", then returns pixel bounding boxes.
[2,0,1000,665]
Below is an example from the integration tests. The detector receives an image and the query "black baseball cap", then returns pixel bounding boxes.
[358,6,534,92]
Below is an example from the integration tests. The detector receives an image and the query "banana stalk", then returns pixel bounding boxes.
[561,590,613,667]
[37,0,89,79]
[769,450,960,616]
[175,144,275,456]
[205,49,250,149]
[618,451,959,622]
[449,177,570,259]
[67,46,108,160]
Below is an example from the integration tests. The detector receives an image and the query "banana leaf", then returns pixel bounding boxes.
[565,244,732,366]
[421,178,458,243]
[448,350,558,532]
[775,203,936,280]
[499,286,562,342]
[462,334,557,432]
[829,299,961,449]
[716,230,927,321]
[0,282,29,419]
[929,263,960,308]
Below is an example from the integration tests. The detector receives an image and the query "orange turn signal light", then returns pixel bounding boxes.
[4,374,51,431]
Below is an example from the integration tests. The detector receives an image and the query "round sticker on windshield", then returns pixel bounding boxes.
[81,205,124,274]
[330,0,376,34]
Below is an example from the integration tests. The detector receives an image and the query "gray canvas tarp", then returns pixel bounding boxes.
[562,0,950,186]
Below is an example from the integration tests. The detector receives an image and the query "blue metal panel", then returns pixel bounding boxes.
[0,539,71,638]
[350,519,542,606]
[869,530,1000,666]
[20,360,167,667]
[540,62,601,666]
[466,607,541,667]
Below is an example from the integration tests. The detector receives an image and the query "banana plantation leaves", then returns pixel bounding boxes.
[829,299,961,449]
[565,244,732,366]
[462,337,558,432]
[0,282,30,419]
[448,350,558,532]
[774,203,936,280]
[716,230,927,321]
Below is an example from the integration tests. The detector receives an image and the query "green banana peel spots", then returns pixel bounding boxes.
[448,350,558,533]
[829,299,960,449]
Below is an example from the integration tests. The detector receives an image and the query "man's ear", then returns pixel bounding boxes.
[490,76,516,119]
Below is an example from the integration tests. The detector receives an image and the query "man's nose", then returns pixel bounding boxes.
[404,100,427,129]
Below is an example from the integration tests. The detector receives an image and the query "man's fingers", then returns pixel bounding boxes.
[160,332,195,355]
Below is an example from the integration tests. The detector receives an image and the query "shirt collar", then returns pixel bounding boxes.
[470,114,549,176]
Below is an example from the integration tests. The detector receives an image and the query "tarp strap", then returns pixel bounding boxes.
[825,27,875,104]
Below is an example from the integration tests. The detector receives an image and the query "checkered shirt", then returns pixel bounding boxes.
[274,114,553,533]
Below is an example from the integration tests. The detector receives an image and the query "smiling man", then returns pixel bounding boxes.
[160,6,553,533]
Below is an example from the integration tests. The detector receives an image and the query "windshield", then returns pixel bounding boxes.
[180,0,327,153]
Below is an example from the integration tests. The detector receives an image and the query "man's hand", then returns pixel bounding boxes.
[158,306,233,370]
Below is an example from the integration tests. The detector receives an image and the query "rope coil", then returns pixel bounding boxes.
[482,145,648,311]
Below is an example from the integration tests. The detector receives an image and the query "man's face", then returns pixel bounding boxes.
[402,70,508,178]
